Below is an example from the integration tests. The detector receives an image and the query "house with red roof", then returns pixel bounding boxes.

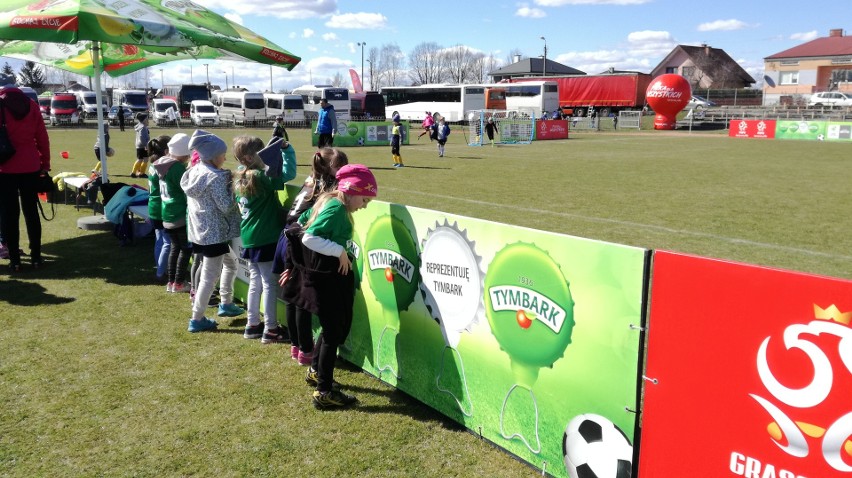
[763,28,852,106]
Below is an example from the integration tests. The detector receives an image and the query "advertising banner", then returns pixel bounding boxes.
[826,122,852,142]
[340,203,647,478]
[775,120,827,141]
[640,251,852,478]
[729,119,777,139]
[536,119,570,140]
[310,120,410,147]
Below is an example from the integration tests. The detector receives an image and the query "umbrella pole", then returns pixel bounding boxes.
[92,42,108,184]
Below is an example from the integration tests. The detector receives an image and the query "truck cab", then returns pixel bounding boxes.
[151,98,179,125]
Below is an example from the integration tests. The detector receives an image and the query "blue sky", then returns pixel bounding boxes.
[16,0,849,92]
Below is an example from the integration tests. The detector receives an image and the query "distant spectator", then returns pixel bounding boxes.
[315,98,337,148]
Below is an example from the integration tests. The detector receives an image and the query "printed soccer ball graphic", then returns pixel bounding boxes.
[357,136,365,146]
[563,414,633,478]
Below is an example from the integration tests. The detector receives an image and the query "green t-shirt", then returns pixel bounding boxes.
[235,170,287,248]
[301,198,353,248]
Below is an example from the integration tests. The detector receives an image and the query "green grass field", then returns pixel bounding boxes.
[1,124,849,477]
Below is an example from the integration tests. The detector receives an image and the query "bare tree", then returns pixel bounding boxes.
[329,71,348,88]
[408,42,444,85]
[443,45,480,84]
[378,43,405,87]
[504,48,524,65]
[366,46,380,90]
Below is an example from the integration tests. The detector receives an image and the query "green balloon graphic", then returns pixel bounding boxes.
[484,242,574,386]
[364,215,420,311]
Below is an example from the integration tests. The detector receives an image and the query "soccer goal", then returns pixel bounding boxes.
[467,110,535,146]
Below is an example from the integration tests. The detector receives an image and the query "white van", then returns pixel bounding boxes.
[112,88,149,114]
[151,98,179,125]
[189,100,219,126]
[217,91,265,125]
[76,91,107,119]
[264,93,305,124]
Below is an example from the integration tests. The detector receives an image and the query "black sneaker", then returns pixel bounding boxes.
[312,390,358,410]
[305,368,340,391]
[243,323,263,339]
[261,327,289,344]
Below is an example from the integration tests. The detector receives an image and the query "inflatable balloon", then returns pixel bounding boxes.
[646,74,691,130]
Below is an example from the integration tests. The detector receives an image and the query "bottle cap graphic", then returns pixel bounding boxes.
[365,215,420,312]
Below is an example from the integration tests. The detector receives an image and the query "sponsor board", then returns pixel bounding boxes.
[730,119,777,139]
[536,119,569,140]
[641,251,852,478]
[310,120,410,147]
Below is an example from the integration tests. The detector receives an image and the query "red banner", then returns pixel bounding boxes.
[729,119,777,139]
[535,119,569,140]
[640,251,852,478]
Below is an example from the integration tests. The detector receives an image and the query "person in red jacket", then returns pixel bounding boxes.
[0,86,51,272]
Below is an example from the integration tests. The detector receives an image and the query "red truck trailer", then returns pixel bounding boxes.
[510,72,652,117]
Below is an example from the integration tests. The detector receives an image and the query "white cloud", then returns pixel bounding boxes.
[790,30,819,42]
[289,32,296,39]
[223,13,242,25]
[325,12,388,29]
[516,4,546,18]
[697,19,749,32]
[192,0,337,20]
[553,30,676,74]
[302,28,315,38]
[322,32,338,41]
[535,0,649,5]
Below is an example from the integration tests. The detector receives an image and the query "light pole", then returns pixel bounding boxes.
[540,36,547,77]
[357,42,366,85]
[231,66,235,89]
[190,65,193,83]
[366,59,373,91]
[159,68,164,90]
[203,63,209,86]
[269,65,273,93]
[223,71,228,91]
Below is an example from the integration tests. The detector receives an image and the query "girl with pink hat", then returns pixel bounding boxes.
[284,163,377,409]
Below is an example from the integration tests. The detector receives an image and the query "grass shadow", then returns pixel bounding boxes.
[0,278,76,306]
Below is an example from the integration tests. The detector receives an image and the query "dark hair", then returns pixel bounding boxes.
[310,147,349,199]
[147,135,171,162]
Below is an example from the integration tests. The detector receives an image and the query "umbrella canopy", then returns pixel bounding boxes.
[0,0,301,181]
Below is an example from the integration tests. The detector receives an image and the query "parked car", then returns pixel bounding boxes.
[687,95,716,108]
[808,91,852,108]
[108,105,133,126]
[189,99,219,126]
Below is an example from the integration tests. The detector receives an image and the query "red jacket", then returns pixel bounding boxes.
[0,87,50,174]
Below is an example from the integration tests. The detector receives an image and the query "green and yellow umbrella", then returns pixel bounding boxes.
[0,0,301,181]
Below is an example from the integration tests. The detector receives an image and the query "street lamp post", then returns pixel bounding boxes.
[231,66,235,89]
[159,68,164,90]
[190,65,193,83]
[203,63,209,86]
[223,71,228,91]
[357,42,366,85]
[540,36,547,77]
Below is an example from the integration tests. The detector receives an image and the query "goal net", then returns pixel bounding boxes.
[467,110,535,146]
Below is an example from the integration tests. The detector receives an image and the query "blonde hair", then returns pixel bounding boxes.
[303,190,354,230]
[232,135,266,197]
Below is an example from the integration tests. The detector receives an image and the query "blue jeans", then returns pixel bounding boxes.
[154,227,171,279]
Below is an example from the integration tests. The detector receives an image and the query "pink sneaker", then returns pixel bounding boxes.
[290,345,299,360]
[171,281,191,293]
[298,350,313,366]
[165,282,174,292]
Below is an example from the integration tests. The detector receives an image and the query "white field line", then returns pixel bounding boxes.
[387,187,852,262]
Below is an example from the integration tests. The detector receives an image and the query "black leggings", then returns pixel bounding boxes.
[165,225,191,284]
[286,302,314,353]
[0,172,41,264]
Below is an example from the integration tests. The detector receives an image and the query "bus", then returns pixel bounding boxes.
[160,84,209,118]
[380,84,487,122]
[350,91,385,119]
[484,81,559,118]
[290,85,350,122]
[264,93,305,124]
[217,91,266,125]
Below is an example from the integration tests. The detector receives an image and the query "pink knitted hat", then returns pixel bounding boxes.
[336,164,377,197]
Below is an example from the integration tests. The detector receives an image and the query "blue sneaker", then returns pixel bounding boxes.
[217,302,245,317]
[187,317,218,333]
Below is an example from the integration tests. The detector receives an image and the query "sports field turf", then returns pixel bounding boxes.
[0,124,848,477]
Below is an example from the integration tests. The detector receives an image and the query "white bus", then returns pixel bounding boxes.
[484,81,559,118]
[112,88,149,114]
[264,93,305,124]
[380,84,488,122]
[290,85,350,122]
[216,91,266,125]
